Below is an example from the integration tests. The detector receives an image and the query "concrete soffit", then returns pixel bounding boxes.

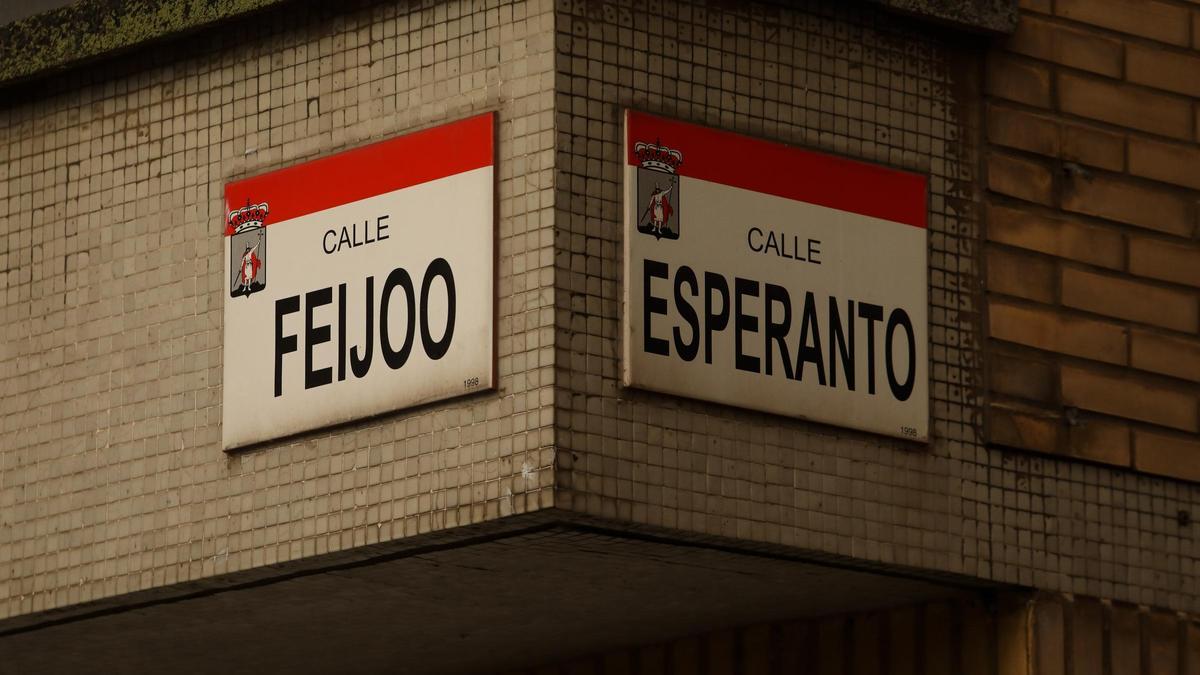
[0,512,1002,674]
[0,0,1018,86]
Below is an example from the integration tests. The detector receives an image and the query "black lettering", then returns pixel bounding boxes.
[747,227,764,252]
[786,234,800,261]
[673,265,700,362]
[380,267,416,369]
[886,308,917,402]
[828,298,855,391]
[377,214,390,242]
[858,302,883,395]
[305,287,333,390]
[734,277,760,374]
[765,231,780,256]
[339,227,352,250]
[764,283,794,379]
[420,258,456,360]
[323,230,337,254]
[808,239,821,265]
[337,283,347,382]
[704,272,730,365]
[794,291,826,385]
[350,277,374,378]
[274,295,300,397]
[643,259,670,356]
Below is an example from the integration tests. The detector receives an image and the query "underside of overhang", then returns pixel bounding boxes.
[0,512,1001,675]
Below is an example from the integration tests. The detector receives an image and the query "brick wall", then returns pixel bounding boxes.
[507,598,998,675]
[1024,595,1200,675]
[509,593,1200,675]
[553,0,1200,612]
[984,0,1200,481]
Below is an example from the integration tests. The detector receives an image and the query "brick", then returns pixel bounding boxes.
[1056,0,1191,46]
[1034,600,1065,675]
[850,614,881,675]
[986,54,1052,107]
[1109,605,1141,675]
[1062,266,1199,332]
[990,298,1129,364]
[1132,329,1200,383]
[741,625,770,675]
[636,646,667,675]
[566,659,600,675]
[670,637,701,674]
[989,403,1061,453]
[987,247,1056,303]
[1061,173,1194,237]
[707,629,736,675]
[774,622,808,675]
[1129,235,1200,288]
[1058,72,1192,139]
[1061,123,1124,172]
[1127,44,1200,98]
[1136,429,1200,481]
[602,652,634,675]
[988,154,1054,205]
[986,105,1059,157]
[1129,137,1200,191]
[888,608,917,675]
[997,595,1033,675]
[1061,365,1198,431]
[1146,611,1179,675]
[923,603,954,675]
[961,602,993,675]
[816,617,847,675]
[1067,417,1131,466]
[990,350,1056,403]
[1070,600,1104,675]
[1188,623,1200,675]
[986,204,1124,269]
[1006,16,1123,77]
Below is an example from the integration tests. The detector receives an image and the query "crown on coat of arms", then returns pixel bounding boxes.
[228,201,270,232]
[634,140,683,173]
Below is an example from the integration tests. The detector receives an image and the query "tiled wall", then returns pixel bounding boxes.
[984,0,1200,483]
[0,0,557,619]
[550,0,1200,612]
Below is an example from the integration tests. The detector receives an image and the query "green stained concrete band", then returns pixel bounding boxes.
[0,0,289,85]
[0,0,1016,86]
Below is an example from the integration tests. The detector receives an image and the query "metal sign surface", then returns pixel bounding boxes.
[222,114,495,449]
[622,111,929,441]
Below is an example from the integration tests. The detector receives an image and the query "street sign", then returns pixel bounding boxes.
[222,114,495,449]
[623,111,929,441]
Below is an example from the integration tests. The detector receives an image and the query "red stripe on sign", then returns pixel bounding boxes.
[626,110,926,228]
[225,113,494,234]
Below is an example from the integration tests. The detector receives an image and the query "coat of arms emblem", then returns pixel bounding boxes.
[634,140,683,240]
[228,201,269,298]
